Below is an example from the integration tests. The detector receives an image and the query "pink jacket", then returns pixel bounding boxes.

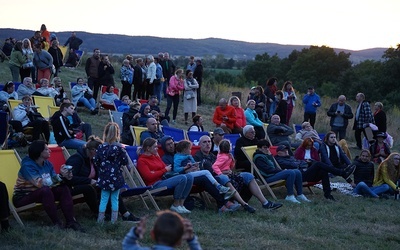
[167,75,184,95]
[212,153,235,175]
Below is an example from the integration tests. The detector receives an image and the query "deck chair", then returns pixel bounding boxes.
[0,111,9,149]
[162,126,187,142]
[187,131,210,143]
[113,99,124,111]
[0,84,4,91]
[8,99,35,136]
[75,50,84,67]
[109,110,123,133]
[293,124,302,133]
[33,96,56,120]
[124,146,167,210]
[48,105,59,119]
[241,146,285,200]
[59,46,68,61]
[47,145,70,173]
[99,86,119,113]
[130,125,147,146]
[224,133,241,154]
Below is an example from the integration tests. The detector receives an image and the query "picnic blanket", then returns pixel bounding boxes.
[314,182,362,197]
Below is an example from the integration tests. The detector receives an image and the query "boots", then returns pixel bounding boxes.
[97,212,105,224]
[111,211,118,224]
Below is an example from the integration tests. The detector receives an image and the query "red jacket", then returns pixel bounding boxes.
[294,146,320,161]
[212,105,237,130]
[137,154,167,186]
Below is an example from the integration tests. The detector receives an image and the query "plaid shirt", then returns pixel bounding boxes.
[355,101,374,129]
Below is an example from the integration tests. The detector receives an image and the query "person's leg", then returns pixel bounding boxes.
[40,120,50,142]
[52,185,76,223]
[0,182,10,222]
[310,113,316,128]
[303,112,310,123]
[312,161,344,177]
[42,68,51,81]
[303,166,332,198]
[26,120,43,141]
[93,80,101,101]
[110,189,120,223]
[172,95,179,120]
[71,184,98,214]
[89,98,96,109]
[99,190,111,213]
[9,65,20,82]
[355,128,362,149]
[154,83,161,102]
[193,175,225,210]
[60,138,86,150]
[79,123,93,140]
[339,127,346,141]
[79,97,95,111]
[184,113,189,124]
[266,170,296,196]
[164,95,173,119]
[197,82,201,106]
[293,169,304,195]
[370,184,390,196]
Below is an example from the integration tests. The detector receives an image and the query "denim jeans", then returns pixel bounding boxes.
[152,174,193,200]
[266,169,303,196]
[154,82,162,102]
[78,97,96,111]
[353,182,390,197]
[188,170,218,185]
[331,126,347,141]
[59,138,86,150]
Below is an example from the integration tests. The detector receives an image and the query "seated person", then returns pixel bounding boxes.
[50,77,66,106]
[0,181,11,232]
[294,138,320,165]
[117,95,131,112]
[228,96,246,134]
[253,139,311,203]
[123,210,202,250]
[188,115,205,132]
[234,125,259,172]
[121,101,141,145]
[100,85,119,105]
[212,98,238,134]
[140,117,164,145]
[138,103,153,126]
[151,110,169,127]
[369,132,391,163]
[373,153,400,195]
[17,77,44,99]
[50,103,86,149]
[60,97,92,141]
[71,77,98,115]
[64,48,79,67]
[148,95,169,124]
[295,122,322,149]
[273,90,287,125]
[267,114,296,155]
[0,81,18,111]
[36,78,59,98]
[13,95,50,142]
[244,99,265,140]
[211,127,225,155]
[351,150,390,198]
[248,86,266,122]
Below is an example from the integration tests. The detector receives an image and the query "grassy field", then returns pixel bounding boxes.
[1,59,400,250]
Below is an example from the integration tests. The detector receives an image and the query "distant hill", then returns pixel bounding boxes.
[1,28,386,63]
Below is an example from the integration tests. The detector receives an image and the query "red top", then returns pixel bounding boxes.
[212,105,237,130]
[294,146,320,161]
[137,154,167,186]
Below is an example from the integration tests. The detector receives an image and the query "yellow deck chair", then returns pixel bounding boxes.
[48,105,59,119]
[33,96,55,120]
[130,125,147,146]
[8,99,34,135]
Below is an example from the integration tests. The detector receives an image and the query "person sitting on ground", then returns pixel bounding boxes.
[71,77,98,115]
[100,85,119,105]
[273,90,287,125]
[244,99,266,140]
[60,97,92,141]
[234,125,259,172]
[64,48,79,67]
[50,102,86,149]
[122,210,202,250]
[17,77,44,99]
[351,149,390,198]
[36,78,59,98]
[0,181,11,233]
[373,152,400,195]
[66,136,140,221]
[253,139,311,203]
[212,98,238,134]
[12,140,84,231]
[369,132,391,163]
[228,96,246,134]
[121,101,141,145]
[140,117,164,145]
[295,121,322,149]
[267,114,297,155]
[188,114,205,132]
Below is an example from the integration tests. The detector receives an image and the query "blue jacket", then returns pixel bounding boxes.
[302,93,321,114]
[173,153,195,174]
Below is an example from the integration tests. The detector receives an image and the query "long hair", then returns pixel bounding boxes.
[219,139,231,154]
[375,152,400,183]
[142,138,157,154]
[85,135,103,150]
[324,131,336,144]
[300,138,314,149]
[103,122,120,144]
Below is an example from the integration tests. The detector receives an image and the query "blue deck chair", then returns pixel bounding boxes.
[162,126,187,142]
[187,131,210,143]
[224,133,241,154]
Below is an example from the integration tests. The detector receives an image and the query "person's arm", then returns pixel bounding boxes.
[343,105,354,119]
[137,157,167,185]
[326,104,336,117]
[282,124,294,136]
[212,155,228,175]
[381,165,397,190]
[212,108,222,126]
[254,154,280,175]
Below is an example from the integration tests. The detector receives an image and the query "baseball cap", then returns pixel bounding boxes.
[277,145,289,152]
[213,127,225,135]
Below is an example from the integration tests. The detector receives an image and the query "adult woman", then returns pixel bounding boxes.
[0,81,18,107]
[12,140,84,231]
[188,115,204,132]
[244,100,265,140]
[51,77,66,105]
[165,69,184,124]
[374,153,400,194]
[138,103,153,126]
[33,43,53,81]
[295,122,322,149]
[100,85,119,105]
[228,96,246,133]
[21,38,35,80]
[294,138,320,163]
[120,59,134,99]
[274,90,287,125]
[264,77,278,117]
[183,70,199,125]
[351,150,390,198]
[71,77,98,115]
[47,40,63,76]
[8,40,25,82]
[373,102,386,133]
[253,140,310,203]
[13,95,50,142]
[137,138,194,213]
[282,81,297,125]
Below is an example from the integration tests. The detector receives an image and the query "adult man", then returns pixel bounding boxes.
[211,127,225,155]
[64,32,83,50]
[327,95,354,140]
[33,43,53,81]
[193,59,203,106]
[234,125,258,172]
[60,97,93,141]
[154,57,164,102]
[212,98,238,134]
[302,86,321,127]
[17,77,43,99]
[133,58,144,100]
[194,135,283,210]
[140,117,164,145]
[186,56,196,72]
[353,93,374,149]
[50,103,86,149]
[85,48,101,99]
[267,114,296,155]
[160,52,176,98]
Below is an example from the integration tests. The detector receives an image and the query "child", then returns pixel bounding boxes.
[94,122,128,224]
[212,139,257,213]
[173,140,235,199]
[122,210,202,250]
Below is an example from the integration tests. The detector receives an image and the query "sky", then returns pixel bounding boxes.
[1,0,399,51]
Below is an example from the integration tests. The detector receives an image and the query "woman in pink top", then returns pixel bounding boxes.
[228,96,246,134]
[165,69,185,124]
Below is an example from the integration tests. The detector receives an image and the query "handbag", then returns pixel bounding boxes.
[84,91,93,100]
[22,61,34,69]
[185,90,195,100]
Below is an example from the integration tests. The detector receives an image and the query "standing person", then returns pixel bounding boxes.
[71,77,98,115]
[33,43,53,81]
[145,55,156,100]
[282,81,297,125]
[161,52,176,99]
[165,69,184,124]
[132,58,145,100]
[85,48,101,99]
[193,59,203,106]
[0,181,11,233]
[183,70,199,125]
[12,140,84,231]
[47,40,64,77]
[302,86,321,128]
[373,102,387,133]
[153,57,164,102]
[8,40,25,82]
[120,59,134,99]
[98,54,115,87]
[373,153,400,195]
[353,93,374,149]
[94,122,127,224]
[40,24,50,44]
[186,55,196,72]
[21,38,35,80]
[327,95,354,140]
[264,77,278,118]
[274,90,287,125]
[63,32,83,51]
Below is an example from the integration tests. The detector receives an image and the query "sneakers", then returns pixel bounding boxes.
[243,204,256,213]
[65,221,85,233]
[342,164,356,181]
[170,205,191,214]
[297,194,311,202]
[285,195,301,203]
[122,213,141,222]
[324,194,336,201]
[90,109,98,115]
[218,201,241,213]
[217,184,230,194]
[262,201,283,210]
[224,189,236,200]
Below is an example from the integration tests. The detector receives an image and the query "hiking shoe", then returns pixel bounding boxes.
[262,201,283,210]
[243,204,256,213]
[297,194,311,202]
[65,221,85,233]
[218,185,230,194]
[285,195,301,204]
[224,189,236,200]
[343,164,356,181]
[324,194,336,201]
[122,213,141,222]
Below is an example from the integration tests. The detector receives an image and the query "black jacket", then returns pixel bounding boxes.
[65,146,97,186]
[327,103,353,128]
[51,111,74,144]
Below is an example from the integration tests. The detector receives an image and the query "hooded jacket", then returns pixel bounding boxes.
[51,110,74,144]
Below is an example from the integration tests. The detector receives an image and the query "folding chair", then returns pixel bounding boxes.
[48,105,59,119]
[109,110,124,133]
[130,125,147,146]
[75,50,84,67]
[187,131,210,143]
[47,145,71,173]
[241,146,285,200]
[8,99,35,136]
[59,46,68,61]
[0,84,4,91]
[32,96,56,120]
[162,126,187,142]
[223,133,241,154]
[0,111,9,149]
[293,124,302,133]
[113,99,123,111]
[124,146,167,210]
[98,86,119,114]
